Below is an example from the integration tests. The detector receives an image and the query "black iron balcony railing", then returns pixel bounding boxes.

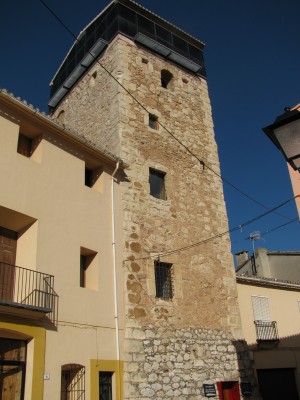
[254,320,279,342]
[0,262,58,324]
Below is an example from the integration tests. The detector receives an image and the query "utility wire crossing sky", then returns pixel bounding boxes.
[1,0,300,257]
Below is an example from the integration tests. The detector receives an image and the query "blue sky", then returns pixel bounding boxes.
[1,0,300,258]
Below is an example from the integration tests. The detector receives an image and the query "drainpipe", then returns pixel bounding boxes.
[111,161,121,395]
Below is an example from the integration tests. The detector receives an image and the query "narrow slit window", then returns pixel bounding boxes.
[149,168,166,200]
[149,114,158,130]
[161,69,173,89]
[155,260,173,299]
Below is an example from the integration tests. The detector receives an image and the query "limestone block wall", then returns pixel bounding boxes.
[123,326,256,399]
[52,38,122,157]
[52,34,260,399]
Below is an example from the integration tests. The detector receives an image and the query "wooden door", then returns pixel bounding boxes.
[0,227,17,301]
[0,339,26,400]
[1,365,23,400]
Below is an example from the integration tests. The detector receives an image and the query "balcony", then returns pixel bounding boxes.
[254,320,279,344]
[0,262,58,324]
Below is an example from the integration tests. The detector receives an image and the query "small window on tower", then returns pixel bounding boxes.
[154,260,173,299]
[149,114,158,130]
[161,69,173,89]
[57,110,65,124]
[149,168,166,200]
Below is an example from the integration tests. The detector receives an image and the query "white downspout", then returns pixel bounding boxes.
[111,161,121,370]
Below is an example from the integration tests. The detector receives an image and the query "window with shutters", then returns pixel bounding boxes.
[251,296,271,321]
[252,296,278,341]
[0,227,17,301]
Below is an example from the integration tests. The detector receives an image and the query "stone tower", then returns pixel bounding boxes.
[49,0,258,398]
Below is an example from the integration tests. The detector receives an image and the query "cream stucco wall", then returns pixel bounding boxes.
[0,102,124,399]
[237,280,300,396]
[237,281,300,345]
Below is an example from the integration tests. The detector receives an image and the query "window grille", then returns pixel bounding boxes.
[61,364,85,400]
[99,372,113,400]
[154,261,173,299]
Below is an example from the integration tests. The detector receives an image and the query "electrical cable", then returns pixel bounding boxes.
[260,218,299,237]
[39,0,294,221]
[58,319,125,330]
[244,217,299,240]
[121,196,298,306]
[123,195,299,262]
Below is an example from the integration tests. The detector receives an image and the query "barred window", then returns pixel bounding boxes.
[61,364,85,400]
[154,261,173,299]
[99,372,113,400]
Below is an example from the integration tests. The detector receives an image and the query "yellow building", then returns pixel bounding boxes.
[236,250,300,399]
[0,89,124,399]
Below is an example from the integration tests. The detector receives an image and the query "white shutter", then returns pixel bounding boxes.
[251,296,271,321]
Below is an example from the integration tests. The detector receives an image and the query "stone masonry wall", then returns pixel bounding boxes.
[124,326,257,399]
[116,35,242,333]
[52,33,261,399]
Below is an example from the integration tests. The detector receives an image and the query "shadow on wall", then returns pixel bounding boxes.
[234,333,300,400]
[231,339,262,400]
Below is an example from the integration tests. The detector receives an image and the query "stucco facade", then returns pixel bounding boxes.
[0,90,124,399]
[237,276,300,399]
